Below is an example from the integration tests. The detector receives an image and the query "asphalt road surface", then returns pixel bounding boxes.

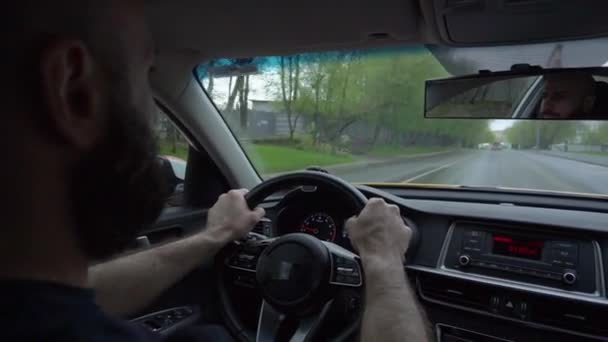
[334,150,608,196]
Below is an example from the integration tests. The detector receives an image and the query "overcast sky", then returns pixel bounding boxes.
[490,120,515,132]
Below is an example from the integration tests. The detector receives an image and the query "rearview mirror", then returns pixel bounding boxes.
[425,66,608,120]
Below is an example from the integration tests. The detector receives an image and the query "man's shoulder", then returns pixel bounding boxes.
[0,279,160,341]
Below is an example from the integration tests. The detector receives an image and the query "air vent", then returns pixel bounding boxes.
[417,273,488,311]
[253,218,272,236]
[415,270,608,337]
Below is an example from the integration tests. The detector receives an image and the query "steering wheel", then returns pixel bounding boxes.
[217,171,368,342]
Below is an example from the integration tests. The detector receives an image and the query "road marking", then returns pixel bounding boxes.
[402,160,461,183]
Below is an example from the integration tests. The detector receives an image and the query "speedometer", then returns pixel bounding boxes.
[299,213,337,242]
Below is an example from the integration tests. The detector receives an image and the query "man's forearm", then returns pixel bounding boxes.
[360,255,432,342]
[88,228,227,317]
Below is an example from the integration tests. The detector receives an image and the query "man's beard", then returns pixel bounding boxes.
[69,90,169,261]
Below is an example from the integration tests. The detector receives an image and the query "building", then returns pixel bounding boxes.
[249,99,306,137]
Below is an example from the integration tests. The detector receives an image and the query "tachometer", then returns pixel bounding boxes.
[299,213,337,242]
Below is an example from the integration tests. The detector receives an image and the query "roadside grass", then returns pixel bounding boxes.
[159,143,189,160]
[245,144,358,173]
[158,140,454,174]
[366,145,450,158]
[574,151,608,157]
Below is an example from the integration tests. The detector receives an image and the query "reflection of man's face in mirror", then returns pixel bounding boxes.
[539,72,596,118]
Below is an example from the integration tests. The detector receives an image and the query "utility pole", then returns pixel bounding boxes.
[536,122,541,149]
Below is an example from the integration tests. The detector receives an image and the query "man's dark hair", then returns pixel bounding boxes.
[2,1,125,110]
[2,1,169,261]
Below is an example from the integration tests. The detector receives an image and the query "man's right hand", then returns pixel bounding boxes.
[345,198,412,263]
[347,202,431,341]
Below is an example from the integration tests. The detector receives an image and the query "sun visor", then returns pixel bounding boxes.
[434,0,608,45]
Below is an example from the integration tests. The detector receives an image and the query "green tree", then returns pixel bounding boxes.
[280,55,302,140]
[268,48,495,150]
[581,123,608,145]
[506,122,578,149]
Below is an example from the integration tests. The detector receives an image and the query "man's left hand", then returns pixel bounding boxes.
[205,189,265,245]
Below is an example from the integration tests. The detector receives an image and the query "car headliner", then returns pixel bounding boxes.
[146,0,608,60]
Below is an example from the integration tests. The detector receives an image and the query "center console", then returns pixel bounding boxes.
[411,221,608,340]
[442,221,601,294]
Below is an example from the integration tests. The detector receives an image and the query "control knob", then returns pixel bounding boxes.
[458,255,471,267]
[563,271,577,285]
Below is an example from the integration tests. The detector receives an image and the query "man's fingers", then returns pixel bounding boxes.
[345,217,357,233]
[388,204,400,215]
[360,198,383,216]
[227,188,249,197]
[367,198,385,207]
[252,207,266,220]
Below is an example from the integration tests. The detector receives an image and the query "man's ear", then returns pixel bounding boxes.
[39,39,104,150]
[583,95,596,114]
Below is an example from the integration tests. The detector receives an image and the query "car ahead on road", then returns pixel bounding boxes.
[491,142,503,151]
[117,2,608,341]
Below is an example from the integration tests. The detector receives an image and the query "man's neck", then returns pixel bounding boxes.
[0,224,89,288]
[0,137,91,288]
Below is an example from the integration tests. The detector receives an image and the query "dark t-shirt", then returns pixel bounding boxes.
[0,280,160,341]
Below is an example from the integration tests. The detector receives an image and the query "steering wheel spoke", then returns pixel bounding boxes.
[256,300,334,342]
[225,235,275,287]
[324,242,363,288]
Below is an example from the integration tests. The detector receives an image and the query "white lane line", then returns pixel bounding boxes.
[402,160,461,183]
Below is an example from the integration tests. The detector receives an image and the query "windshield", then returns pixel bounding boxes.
[195,38,608,197]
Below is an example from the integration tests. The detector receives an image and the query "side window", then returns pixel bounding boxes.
[153,106,189,207]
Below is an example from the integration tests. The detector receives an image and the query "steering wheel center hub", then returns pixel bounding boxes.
[256,233,331,315]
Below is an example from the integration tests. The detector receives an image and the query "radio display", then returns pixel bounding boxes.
[492,235,544,260]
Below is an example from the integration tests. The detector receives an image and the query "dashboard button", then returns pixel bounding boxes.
[517,301,529,320]
[345,276,360,285]
[548,273,563,281]
[563,272,577,285]
[512,267,521,274]
[502,299,515,313]
[337,267,354,273]
[463,237,482,247]
[552,241,577,250]
[552,249,578,264]
[489,296,500,312]
[465,230,484,237]
[519,269,533,276]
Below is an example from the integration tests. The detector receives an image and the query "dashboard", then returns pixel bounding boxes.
[266,187,356,249]
[245,185,608,342]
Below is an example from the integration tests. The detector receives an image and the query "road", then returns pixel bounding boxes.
[333,150,608,195]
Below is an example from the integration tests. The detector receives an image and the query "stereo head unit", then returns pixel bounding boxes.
[442,222,599,294]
